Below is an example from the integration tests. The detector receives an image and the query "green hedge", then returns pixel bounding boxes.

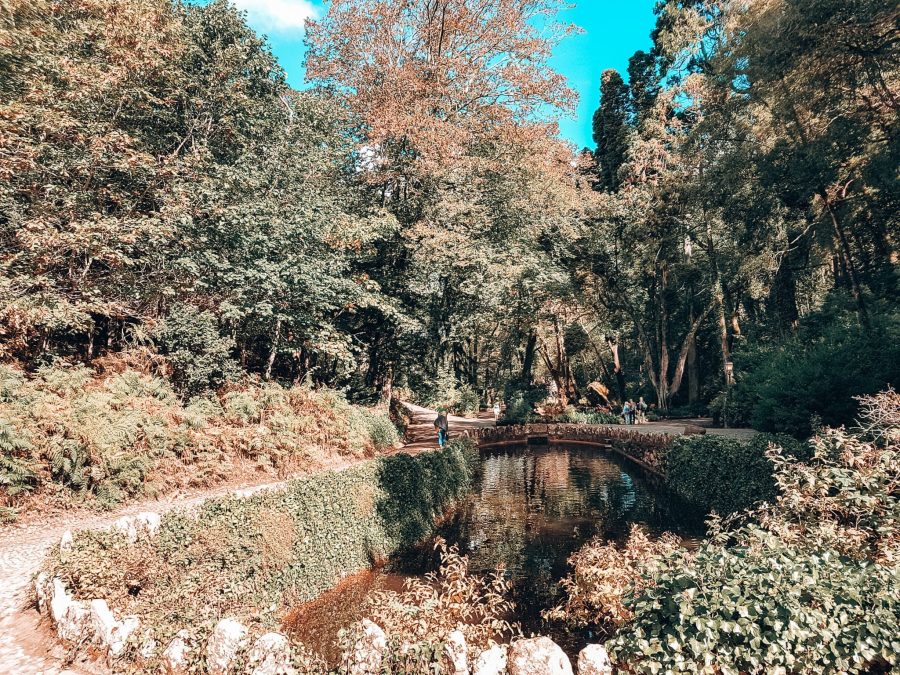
[49,439,478,646]
[665,434,808,515]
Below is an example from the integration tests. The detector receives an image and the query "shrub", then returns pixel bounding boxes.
[153,304,240,398]
[341,538,517,672]
[544,525,686,630]
[600,390,900,674]
[0,363,406,510]
[417,369,481,416]
[0,419,37,502]
[665,433,808,515]
[46,440,478,665]
[606,526,900,675]
[721,310,900,437]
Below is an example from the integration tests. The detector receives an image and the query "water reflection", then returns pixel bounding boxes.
[399,444,703,647]
[285,443,702,661]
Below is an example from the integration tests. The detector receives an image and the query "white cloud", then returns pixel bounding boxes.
[230,0,317,33]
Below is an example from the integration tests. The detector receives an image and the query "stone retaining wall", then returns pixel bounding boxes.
[460,424,674,478]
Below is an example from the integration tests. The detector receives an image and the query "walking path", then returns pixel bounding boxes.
[0,405,751,674]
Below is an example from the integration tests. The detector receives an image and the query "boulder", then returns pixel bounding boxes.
[247,632,292,675]
[59,530,74,554]
[473,644,507,675]
[508,637,573,675]
[443,630,468,675]
[90,599,139,656]
[162,630,191,675]
[347,619,386,675]
[112,512,161,542]
[683,425,707,436]
[50,578,90,642]
[207,619,249,675]
[577,644,613,675]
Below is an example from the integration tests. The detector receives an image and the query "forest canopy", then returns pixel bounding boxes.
[0,0,897,430]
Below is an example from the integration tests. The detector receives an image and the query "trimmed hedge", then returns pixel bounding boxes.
[665,433,808,515]
[48,439,478,649]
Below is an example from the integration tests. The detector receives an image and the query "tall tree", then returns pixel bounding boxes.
[592,69,631,191]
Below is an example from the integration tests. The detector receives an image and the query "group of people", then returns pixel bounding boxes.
[621,397,648,425]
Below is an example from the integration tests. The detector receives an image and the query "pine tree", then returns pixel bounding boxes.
[592,69,630,191]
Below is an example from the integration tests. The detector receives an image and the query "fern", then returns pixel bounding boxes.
[0,419,38,498]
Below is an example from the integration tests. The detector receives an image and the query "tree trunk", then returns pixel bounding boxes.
[521,330,537,383]
[264,318,282,381]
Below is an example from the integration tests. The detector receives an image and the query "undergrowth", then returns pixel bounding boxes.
[45,440,477,670]
[0,359,399,513]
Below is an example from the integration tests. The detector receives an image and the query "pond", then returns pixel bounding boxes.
[284,442,704,662]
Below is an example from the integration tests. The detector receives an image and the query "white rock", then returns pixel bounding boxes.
[162,630,191,675]
[247,632,292,675]
[140,636,158,659]
[508,637,573,675]
[207,618,249,675]
[348,619,386,675]
[112,511,161,543]
[59,530,73,554]
[474,645,507,675]
[49,577,89,641]
[577,644,613,675]
[90,599,140,656]
[444,630,469,675]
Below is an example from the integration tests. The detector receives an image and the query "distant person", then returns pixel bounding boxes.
[622,401,631,425]
[637,397,648,423]
[434,409,449,447]
[492,401,501,420]
[628,400,637,425]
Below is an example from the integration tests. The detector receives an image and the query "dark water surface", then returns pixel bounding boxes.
[285,443,703,661]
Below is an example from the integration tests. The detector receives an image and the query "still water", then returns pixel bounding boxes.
[285,443,703,661]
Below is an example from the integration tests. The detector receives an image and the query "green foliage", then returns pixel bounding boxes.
[603,391,900,674]
[154,305,240,398]
[0,362,400,509]
[0,418,36,499]
[48,440,478,653]
[606,526,900,675]
[417,369,480,416]
[560,408,621,425]
[592,69,631,191]
[501,384,548,424]
[725,310,900,437]
[665,433,808,515]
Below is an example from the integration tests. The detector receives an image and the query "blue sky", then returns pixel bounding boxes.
[227,0,658,149]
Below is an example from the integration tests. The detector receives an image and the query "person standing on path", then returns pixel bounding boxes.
[434,409,449,447]
[492,401,501,420]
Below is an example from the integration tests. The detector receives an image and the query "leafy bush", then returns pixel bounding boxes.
[47,440,478,665]
[545,525,686,629]
[606,525,899,675]
[0,419,37,503]
[552,408,621,425]
[599,390,900,674]
[417,369,481,416]
[153,304,240,398]
[720,310,900,436]
[501,384,548,424]
[665,433,808,515]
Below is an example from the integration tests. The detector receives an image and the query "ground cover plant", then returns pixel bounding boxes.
[45,440,477,671]
[552,391,900,674]
[0,359,398,516]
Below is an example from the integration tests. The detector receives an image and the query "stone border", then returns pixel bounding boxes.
[460,424,673,479]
